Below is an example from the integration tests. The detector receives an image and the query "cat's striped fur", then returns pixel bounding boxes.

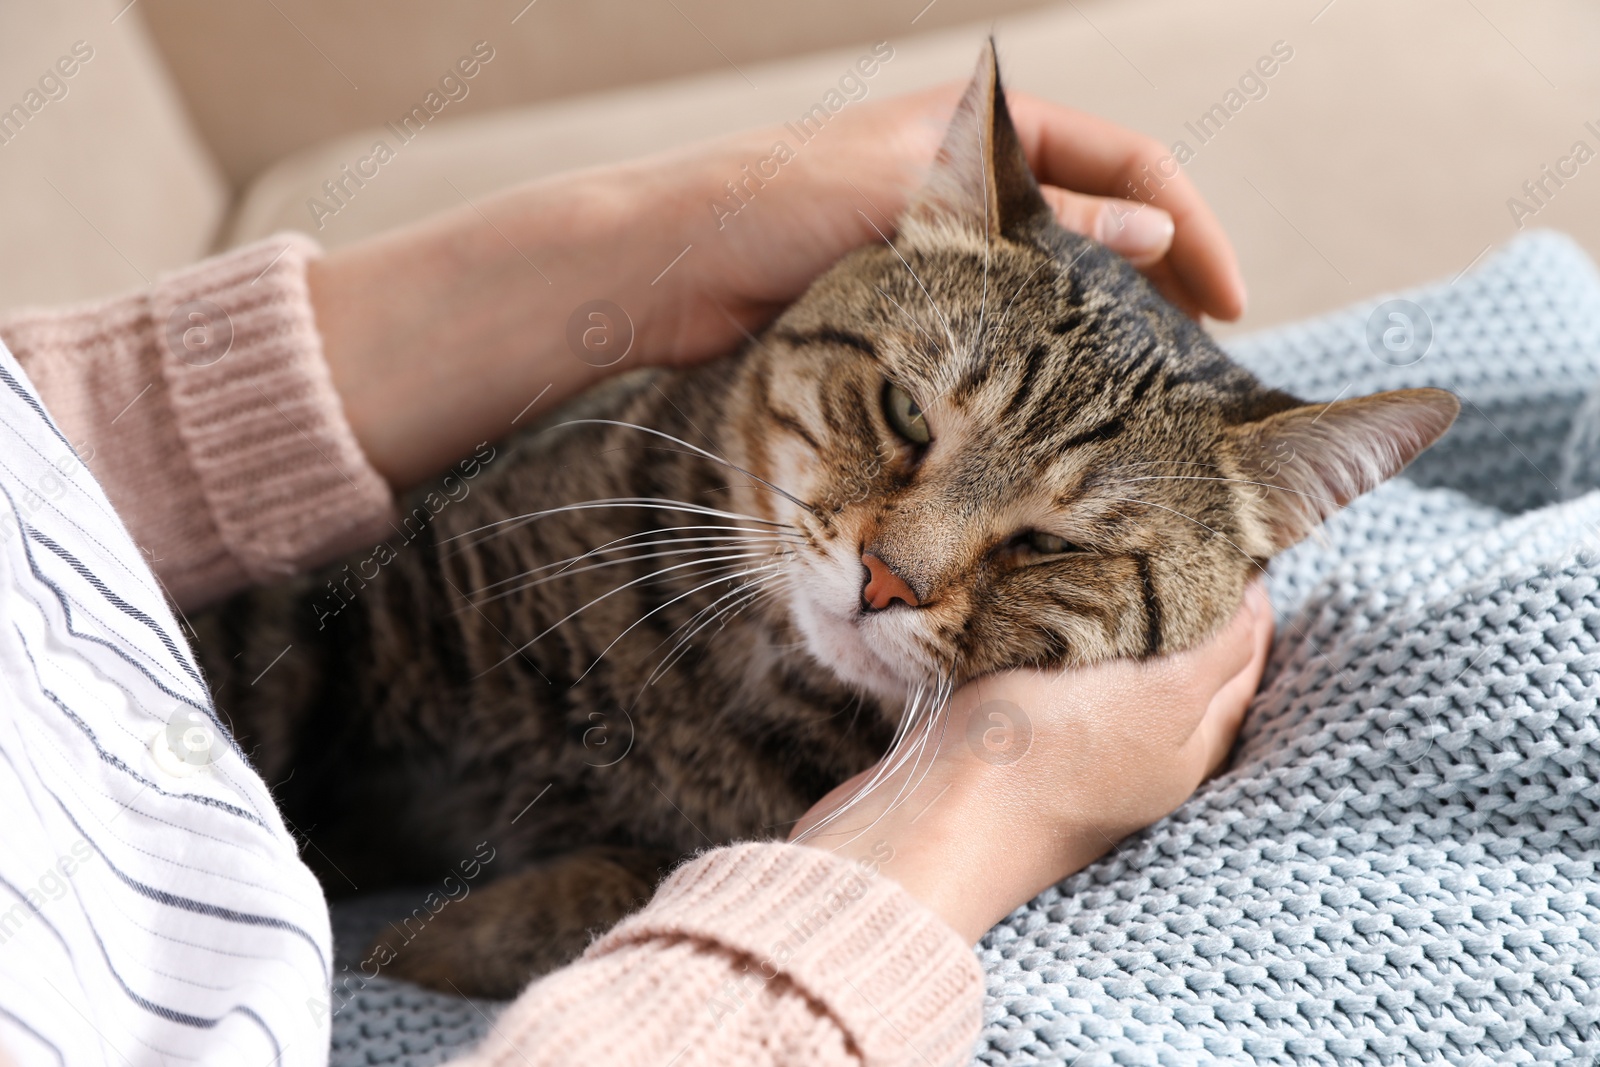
[193,45,1456,996]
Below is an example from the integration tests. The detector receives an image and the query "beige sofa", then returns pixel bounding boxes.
[4,0,1599,337]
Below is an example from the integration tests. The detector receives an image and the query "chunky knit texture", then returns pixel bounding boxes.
[0,233,395,610]
[975,231,1600,1065]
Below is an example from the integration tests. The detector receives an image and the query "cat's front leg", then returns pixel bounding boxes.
[371,845,678,998]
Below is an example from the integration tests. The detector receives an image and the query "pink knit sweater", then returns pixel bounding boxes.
[0,236,985,1067]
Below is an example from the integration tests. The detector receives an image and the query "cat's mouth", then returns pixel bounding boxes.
[787,550,929,702]
[793,598,919,702]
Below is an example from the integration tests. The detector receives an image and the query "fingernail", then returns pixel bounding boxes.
[1097,202,1174,262]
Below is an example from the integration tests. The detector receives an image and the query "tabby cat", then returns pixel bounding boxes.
[194,45,1457,997]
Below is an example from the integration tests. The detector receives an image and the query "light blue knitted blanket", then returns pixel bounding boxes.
[327,232,1600,1067]
[978,232,1600,1066]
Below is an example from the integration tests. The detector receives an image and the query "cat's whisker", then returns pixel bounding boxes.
[876,286,938,346]
[834,689,867,735]
[794,679,928,842]
[461,541,791,610]
[482,555,764,679]
[466,528,799,597]
[640,576,775,692]
[649,604,738,686]
[473,531,793,598]
[556,421,818,515]
[855,209,958,354]
[801,713,937,845]
[795,670,954,848]
[570,556,789,686]
[471,551,781,679]
[444,498,798,553]
[619,445,818,514]
[715,578,792,645]
[795,681,927,843]
[853,676,949,833]
[903,675,956,811]
[647,629,713,689]
[996,255,1056,329]
[494,525,797,576]
[646,566,773,664]
[1106,457,1235,473]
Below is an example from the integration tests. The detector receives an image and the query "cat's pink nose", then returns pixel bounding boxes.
[861,553,920,611]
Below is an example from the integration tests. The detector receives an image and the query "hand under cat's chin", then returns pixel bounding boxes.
[795,581,1273,943]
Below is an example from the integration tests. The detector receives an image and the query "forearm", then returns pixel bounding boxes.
[447,843,983,1067]
[309,172,643,488]
[797,765,1111,944]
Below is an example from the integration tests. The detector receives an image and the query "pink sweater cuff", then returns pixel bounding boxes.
[0,234,395,609]
[592,842,984,1066]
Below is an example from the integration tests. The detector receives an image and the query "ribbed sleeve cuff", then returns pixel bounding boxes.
[592,842,984,1067]
[152,234,394,596]
[0,233,396,609]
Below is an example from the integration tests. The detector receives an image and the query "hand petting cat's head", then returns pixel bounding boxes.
[735,43,1456,700]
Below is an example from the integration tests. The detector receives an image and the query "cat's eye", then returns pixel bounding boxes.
[994,529,1091,565]
[883,383,930,446]
[1026,531,1086,555]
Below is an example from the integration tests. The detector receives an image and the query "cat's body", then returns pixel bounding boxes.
[193,47,1457,997]
[201,366,894,895]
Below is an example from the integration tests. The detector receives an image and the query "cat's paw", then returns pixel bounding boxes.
[369,846,674,999]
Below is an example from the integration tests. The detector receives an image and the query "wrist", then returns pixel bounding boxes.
[796,769,1111,943]
[309,171,641,487]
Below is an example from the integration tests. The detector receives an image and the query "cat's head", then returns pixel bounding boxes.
[737,43,1456,701]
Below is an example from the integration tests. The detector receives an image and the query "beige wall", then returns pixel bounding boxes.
[138,0,1051,188]
[214,0,1600,334]
[0,0,226,307]
[4,0,1598,330]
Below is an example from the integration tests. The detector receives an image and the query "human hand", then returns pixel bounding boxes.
[636,81,1246,367]
[791,580,1273,943]
[312,80,1244,488]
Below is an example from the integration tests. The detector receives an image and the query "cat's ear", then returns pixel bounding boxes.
[903,39,1052,241]
[1232,388,1459,552]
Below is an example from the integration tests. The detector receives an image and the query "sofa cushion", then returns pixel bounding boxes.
[0,0,226,310]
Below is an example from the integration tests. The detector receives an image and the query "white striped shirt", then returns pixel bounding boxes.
[0,342,331,1066]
